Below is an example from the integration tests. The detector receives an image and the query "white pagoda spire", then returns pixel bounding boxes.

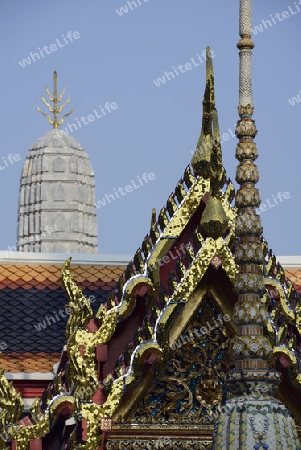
[17,72,98,253]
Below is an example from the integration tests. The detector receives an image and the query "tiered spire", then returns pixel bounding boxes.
[212,1,301,448]
[17,72,98,253]
[233,0,271,379]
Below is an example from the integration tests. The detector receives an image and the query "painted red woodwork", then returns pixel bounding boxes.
[86,318,99,332]
[93,386,107,405]
[160,194,208,287]
[20,417,32,426]
[103,295,147,377]
[82,419,87,442]
[29,439,42,450]
[96,345,107,363]
[14,381,49,399]
[279,354,292,368]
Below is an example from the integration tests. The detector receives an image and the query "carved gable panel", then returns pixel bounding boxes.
[111,298,235,448]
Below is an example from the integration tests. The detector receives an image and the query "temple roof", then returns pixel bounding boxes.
[0,253,128,373]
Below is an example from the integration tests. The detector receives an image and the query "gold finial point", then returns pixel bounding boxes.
[37,71,75,128]
[191,46,216,177]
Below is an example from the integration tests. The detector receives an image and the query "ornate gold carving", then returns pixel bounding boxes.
[60,258,131,448]
[237,37,255,49]
[232,334,272,359]
[161,169,209,239]
[238,104,254,116]
[117,276,154,320]
[61,258,93,339]
[123,299,233,426]
[224,180,235,204]
[235,213,262,236]
[235,116,257,138]
[235,161,259,184]
[233,300,268,325]
[196,365,223,410]
[263,278,295,323]
[171,238,237,302]
[235,185,260,208]
[106,439,213,449]
[147,165,209,287]
[234,273,264,294]
[200,194,228,239]
[235,242,263,264]
[37,71,74,128]
[191,48,229,240]
[150,208,156,228]
[0,363,24,446]
[0,389,74,447]
[235,141,258,160]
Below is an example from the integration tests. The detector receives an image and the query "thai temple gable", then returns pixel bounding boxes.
[17,72,98,254]
[0,2,301,449]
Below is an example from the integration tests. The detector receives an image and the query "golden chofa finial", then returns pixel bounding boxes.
[37,71,74,128]
[191,46,215,178]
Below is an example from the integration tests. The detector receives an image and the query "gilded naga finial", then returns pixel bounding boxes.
[37,71,74,128]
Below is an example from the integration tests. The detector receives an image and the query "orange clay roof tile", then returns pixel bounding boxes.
[9,274,21,282]
[21,273,34,282]
[73,275,86,283]
[0,269,12,278]
[101,276,114,283]
[285,269,301,293]
[0,353,61,373]
[0,264,125,291]
[99,267,111,275]
[86,275,99,283]
[0,264,298,292]
[45,266,61,274]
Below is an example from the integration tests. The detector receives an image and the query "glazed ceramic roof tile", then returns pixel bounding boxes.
[0,262,125,374]
[0,286,116,354]
[0,264,124,290]
[0,259,299,375]
[284,269,301,293]
[0,352,61,373]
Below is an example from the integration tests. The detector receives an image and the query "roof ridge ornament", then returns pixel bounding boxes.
[191,46,214,178]
[191,47,228,239]
[37,71,74,128]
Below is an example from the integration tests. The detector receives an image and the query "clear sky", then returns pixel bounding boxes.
[0,0,300,256]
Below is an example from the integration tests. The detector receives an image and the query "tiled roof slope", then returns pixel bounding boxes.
[1,352,61,373]
[0,262,299,373]
[0,263,125,373]
[285,269,301,293]
[0,264,122,290]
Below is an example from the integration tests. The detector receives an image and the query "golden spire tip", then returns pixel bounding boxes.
[37,71,74,129]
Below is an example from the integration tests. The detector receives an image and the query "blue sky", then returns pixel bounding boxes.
[0,0,300,256]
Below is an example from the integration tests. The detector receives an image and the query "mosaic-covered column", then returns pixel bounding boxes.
[212,1,301,448]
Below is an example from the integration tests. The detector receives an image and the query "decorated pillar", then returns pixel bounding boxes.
[212,1,301,448]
